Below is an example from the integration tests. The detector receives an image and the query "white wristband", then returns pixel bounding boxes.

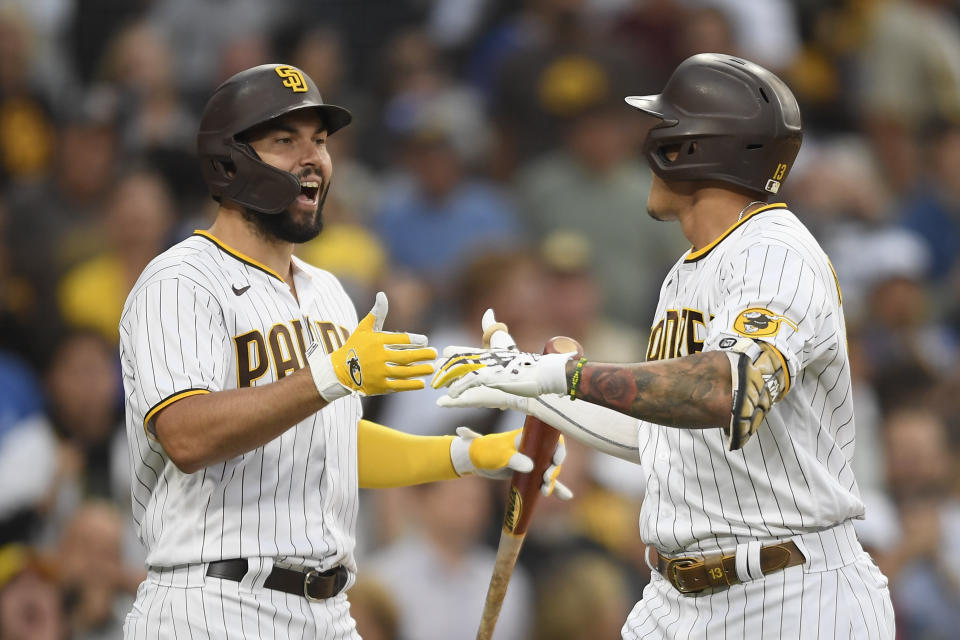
[538,352,575,395]
[307,344,349,402]
[449,432,473,477]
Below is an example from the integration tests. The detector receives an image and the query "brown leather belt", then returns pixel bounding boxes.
[206,559,348,601]
[653,541,805,594]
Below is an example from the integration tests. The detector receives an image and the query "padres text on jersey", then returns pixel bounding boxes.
[636,204,861,555]
[119,231,362,572]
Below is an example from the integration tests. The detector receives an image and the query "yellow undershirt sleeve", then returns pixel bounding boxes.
[356,419,458,488]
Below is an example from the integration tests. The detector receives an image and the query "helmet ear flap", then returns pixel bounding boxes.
[200,152,233,196]
[220,142,302,214]
[211,158,236,179]
[200,140,301,214]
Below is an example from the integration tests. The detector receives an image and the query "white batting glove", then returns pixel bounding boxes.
[432,347,574,399]
[449,427,572,499]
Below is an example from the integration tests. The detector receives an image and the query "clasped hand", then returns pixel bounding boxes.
[432,346,573,398]
[309,292,437,401]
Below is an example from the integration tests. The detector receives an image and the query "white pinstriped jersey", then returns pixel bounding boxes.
[637,203,864,555]
[119,230,361,573]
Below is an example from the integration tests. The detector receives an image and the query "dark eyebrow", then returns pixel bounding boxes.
[270,124,327,136]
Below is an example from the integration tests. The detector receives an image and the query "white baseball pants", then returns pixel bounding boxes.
[622,522,895,639]
[124,559,359,640]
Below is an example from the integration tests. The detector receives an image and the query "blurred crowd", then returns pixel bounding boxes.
[0,0,958,638]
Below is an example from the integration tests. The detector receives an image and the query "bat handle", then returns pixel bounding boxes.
[476,531,524,640]
[476,335,584,640]
[482,324,514,350]
[505,336,583,536]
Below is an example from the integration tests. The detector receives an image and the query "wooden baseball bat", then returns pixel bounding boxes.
[476,335,584,640]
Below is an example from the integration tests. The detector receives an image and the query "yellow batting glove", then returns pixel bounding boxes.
[308,292,437,401]
[449,427,573,499]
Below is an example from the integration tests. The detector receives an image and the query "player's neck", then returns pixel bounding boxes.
[679,189,764,252]
[209,207,295,283]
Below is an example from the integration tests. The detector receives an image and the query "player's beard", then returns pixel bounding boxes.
[243,177,331,244]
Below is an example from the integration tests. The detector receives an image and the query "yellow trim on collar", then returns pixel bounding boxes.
[193,230,287,283]
[684,203,788,263]
[143,389,211,441]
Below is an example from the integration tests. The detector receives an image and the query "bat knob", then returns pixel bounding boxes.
[546,336,582,356]
[483,322,514,350]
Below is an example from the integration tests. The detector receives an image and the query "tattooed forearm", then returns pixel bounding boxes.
[568,351,732,428]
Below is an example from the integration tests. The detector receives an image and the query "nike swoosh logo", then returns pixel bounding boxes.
[232,284,251,296]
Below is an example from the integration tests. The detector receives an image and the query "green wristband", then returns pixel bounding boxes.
[569,357,588,400]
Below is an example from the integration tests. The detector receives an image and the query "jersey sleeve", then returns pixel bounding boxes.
[126,277,229,439]
[704,242,830,387]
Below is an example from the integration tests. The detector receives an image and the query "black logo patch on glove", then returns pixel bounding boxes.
[347,350,362,386]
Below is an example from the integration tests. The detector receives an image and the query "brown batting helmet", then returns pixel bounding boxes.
[197,64,352,214]
[625,53,802,200]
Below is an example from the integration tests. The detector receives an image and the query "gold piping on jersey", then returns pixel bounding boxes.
[143,389,212,441]
[684,203,788,263]
[193,230,286,283]
[827,259,843,306]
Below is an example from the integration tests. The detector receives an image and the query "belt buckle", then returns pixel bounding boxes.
[666,557,703,594]
[303,568,324,602]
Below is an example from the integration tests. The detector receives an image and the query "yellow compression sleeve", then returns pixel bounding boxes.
[357,420,458,488]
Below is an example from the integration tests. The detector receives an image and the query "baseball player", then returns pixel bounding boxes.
[119,64,567,639]
[434,54,895,639]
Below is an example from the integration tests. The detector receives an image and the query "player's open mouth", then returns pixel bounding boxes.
[298,180,320,204]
